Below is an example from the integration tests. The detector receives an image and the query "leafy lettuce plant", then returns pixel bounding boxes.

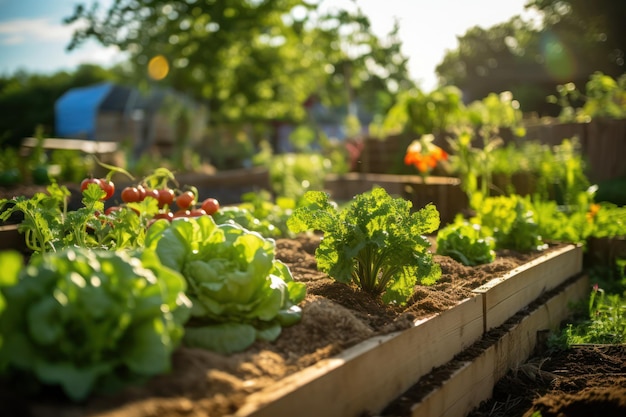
[472,194,547,252]
[0,247,191,401]
[145,216,306,354]
[436,219,495,266]
[0,182,148,252]
[287,187,441,304]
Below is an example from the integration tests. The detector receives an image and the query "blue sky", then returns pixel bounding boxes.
[0,0,537,90]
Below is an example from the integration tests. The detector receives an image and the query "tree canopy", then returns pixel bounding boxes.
[436,0,626,115]
[65,0,412,125]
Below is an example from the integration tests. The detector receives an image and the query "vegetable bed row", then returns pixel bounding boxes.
[233,244,584,417]
[0,169,585,415]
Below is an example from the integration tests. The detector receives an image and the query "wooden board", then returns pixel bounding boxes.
[234,296,483,417]
[20,137,119,155]
[473,244,583,331]
[0,224,26,252]
[410,273,589,417]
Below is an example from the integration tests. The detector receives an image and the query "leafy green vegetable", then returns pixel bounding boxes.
[0,251,21,348]
[211,205,282,238]
[0,181,149,253]
[0,182,70,252]
[145,216,306,354]
[591,202,626,238]
[287,188,441,304]
[0,247,191,401]
[472,194,547,252]
[236,190,297,238]
[436,219,496,266]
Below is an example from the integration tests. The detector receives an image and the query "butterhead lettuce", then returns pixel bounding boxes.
[145,215,306,354]
[0,247,191,401]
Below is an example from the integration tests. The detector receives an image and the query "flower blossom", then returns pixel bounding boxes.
[404,134,448,174]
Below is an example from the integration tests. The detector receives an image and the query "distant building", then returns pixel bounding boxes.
[54,82,207,157]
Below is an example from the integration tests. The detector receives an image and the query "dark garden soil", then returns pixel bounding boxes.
[466,344,626,417]
[2,184,624,416]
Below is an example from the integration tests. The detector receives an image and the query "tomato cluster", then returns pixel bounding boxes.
[80,171,221,225]
[117,184,220,221]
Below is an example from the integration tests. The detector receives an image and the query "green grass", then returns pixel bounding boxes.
[549,258,626,348]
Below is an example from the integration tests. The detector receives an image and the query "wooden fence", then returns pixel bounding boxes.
[523,119,626,183]
[358,119,626,183]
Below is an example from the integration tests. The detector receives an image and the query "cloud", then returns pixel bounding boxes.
[65,41,127,67]
[0,17,75,45]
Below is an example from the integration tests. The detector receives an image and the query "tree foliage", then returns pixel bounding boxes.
[436,0,626,116]
[65,0,412,125]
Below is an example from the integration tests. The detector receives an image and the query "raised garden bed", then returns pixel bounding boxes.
[233,245,584,417]
[586,236,626,266]
[1,240,586,417]
[381,273,589,417]
[0,224,26,253]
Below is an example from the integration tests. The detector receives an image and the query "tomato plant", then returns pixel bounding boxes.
[80,177,101,192]
[104,206,122,215]
[153,211,174,221]
[176,191,196,210]
[136,184,147,201]
[173,209,191,218]
[80,177,114,201]
[121,186,141,203]
[201,198,220,215]
[144,188,160,202]
[189,208,207,217]
[100,179,115,200]
[157,188,175,208]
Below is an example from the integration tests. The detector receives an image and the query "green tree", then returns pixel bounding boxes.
[436,0,626,115]
[528,0,626,75]
[64,1,411,127]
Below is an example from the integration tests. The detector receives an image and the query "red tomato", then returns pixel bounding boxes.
[173,209,191,218]
[201,198,220,215]
[154,211,174,221]
[121,186,141,203]
[189,208,207,217]
[105,206,122,215]
[100,179,115,200]
[176,191,196,210]
[80,177,101,192]
[144,188,160,201]
[157,188,175,208]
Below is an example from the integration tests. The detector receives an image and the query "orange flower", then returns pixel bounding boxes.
[431,146,448,161]
[404,135,447,174]
[586,203,601,222]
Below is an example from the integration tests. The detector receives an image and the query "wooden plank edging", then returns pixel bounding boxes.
[234,297,483,417]
[473,244,583,331]
[409,273,590,417]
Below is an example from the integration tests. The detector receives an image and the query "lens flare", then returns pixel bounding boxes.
[541,32,576,81]
[148,55,170,80]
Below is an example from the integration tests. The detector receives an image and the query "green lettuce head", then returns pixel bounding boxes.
[145,216,306,354]
[0,247,191,401]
